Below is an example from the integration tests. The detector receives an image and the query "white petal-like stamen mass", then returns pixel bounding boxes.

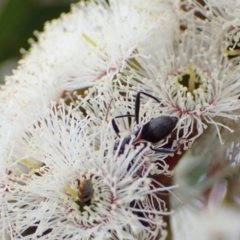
[77,86,178,176]
[118,14,240,144]
[6,0,180,92]
[172,202,240,240]
[5,104,174,239]
[1,0,180,149]
[1,0,240,239]
[0,130,19,239]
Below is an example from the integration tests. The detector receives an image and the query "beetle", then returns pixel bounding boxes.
[111,91,179,155]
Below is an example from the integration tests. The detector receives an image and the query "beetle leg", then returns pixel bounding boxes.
[150,138,184,153]
[150,146,178,153]
[111,114,135,138]
[135,91,161,124]
[136,170,143,178]
[111,118,121,137]
[129,142,149,178]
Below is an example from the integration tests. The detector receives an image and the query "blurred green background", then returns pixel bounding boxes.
[0,0,78,84]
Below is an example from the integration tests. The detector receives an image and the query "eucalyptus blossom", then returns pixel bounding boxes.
[117,8,240,145]
[4,103,176,239]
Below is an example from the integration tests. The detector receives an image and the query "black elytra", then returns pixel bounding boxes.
[111,91,179,155]
[140,116,178,143]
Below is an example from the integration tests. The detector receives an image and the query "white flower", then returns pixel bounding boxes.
[182,0,240,59]
[6,103,174,239]
[116,10,240,144]
[0,117,26,239]
[172,204,240,240]
[107,226,167,240]
[4,1,240,239]
[7,0,179,92]
[1,0,180,147]
[0,84,59,146]
[77,86,178,177]
[183,0,239,19]
[0,2,181,236]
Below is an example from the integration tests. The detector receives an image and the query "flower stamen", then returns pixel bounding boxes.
[21,159,43,170]
[224,48,240,56]
[187,64,196,95]
[82,33,98,47]
[65,184,78,201]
